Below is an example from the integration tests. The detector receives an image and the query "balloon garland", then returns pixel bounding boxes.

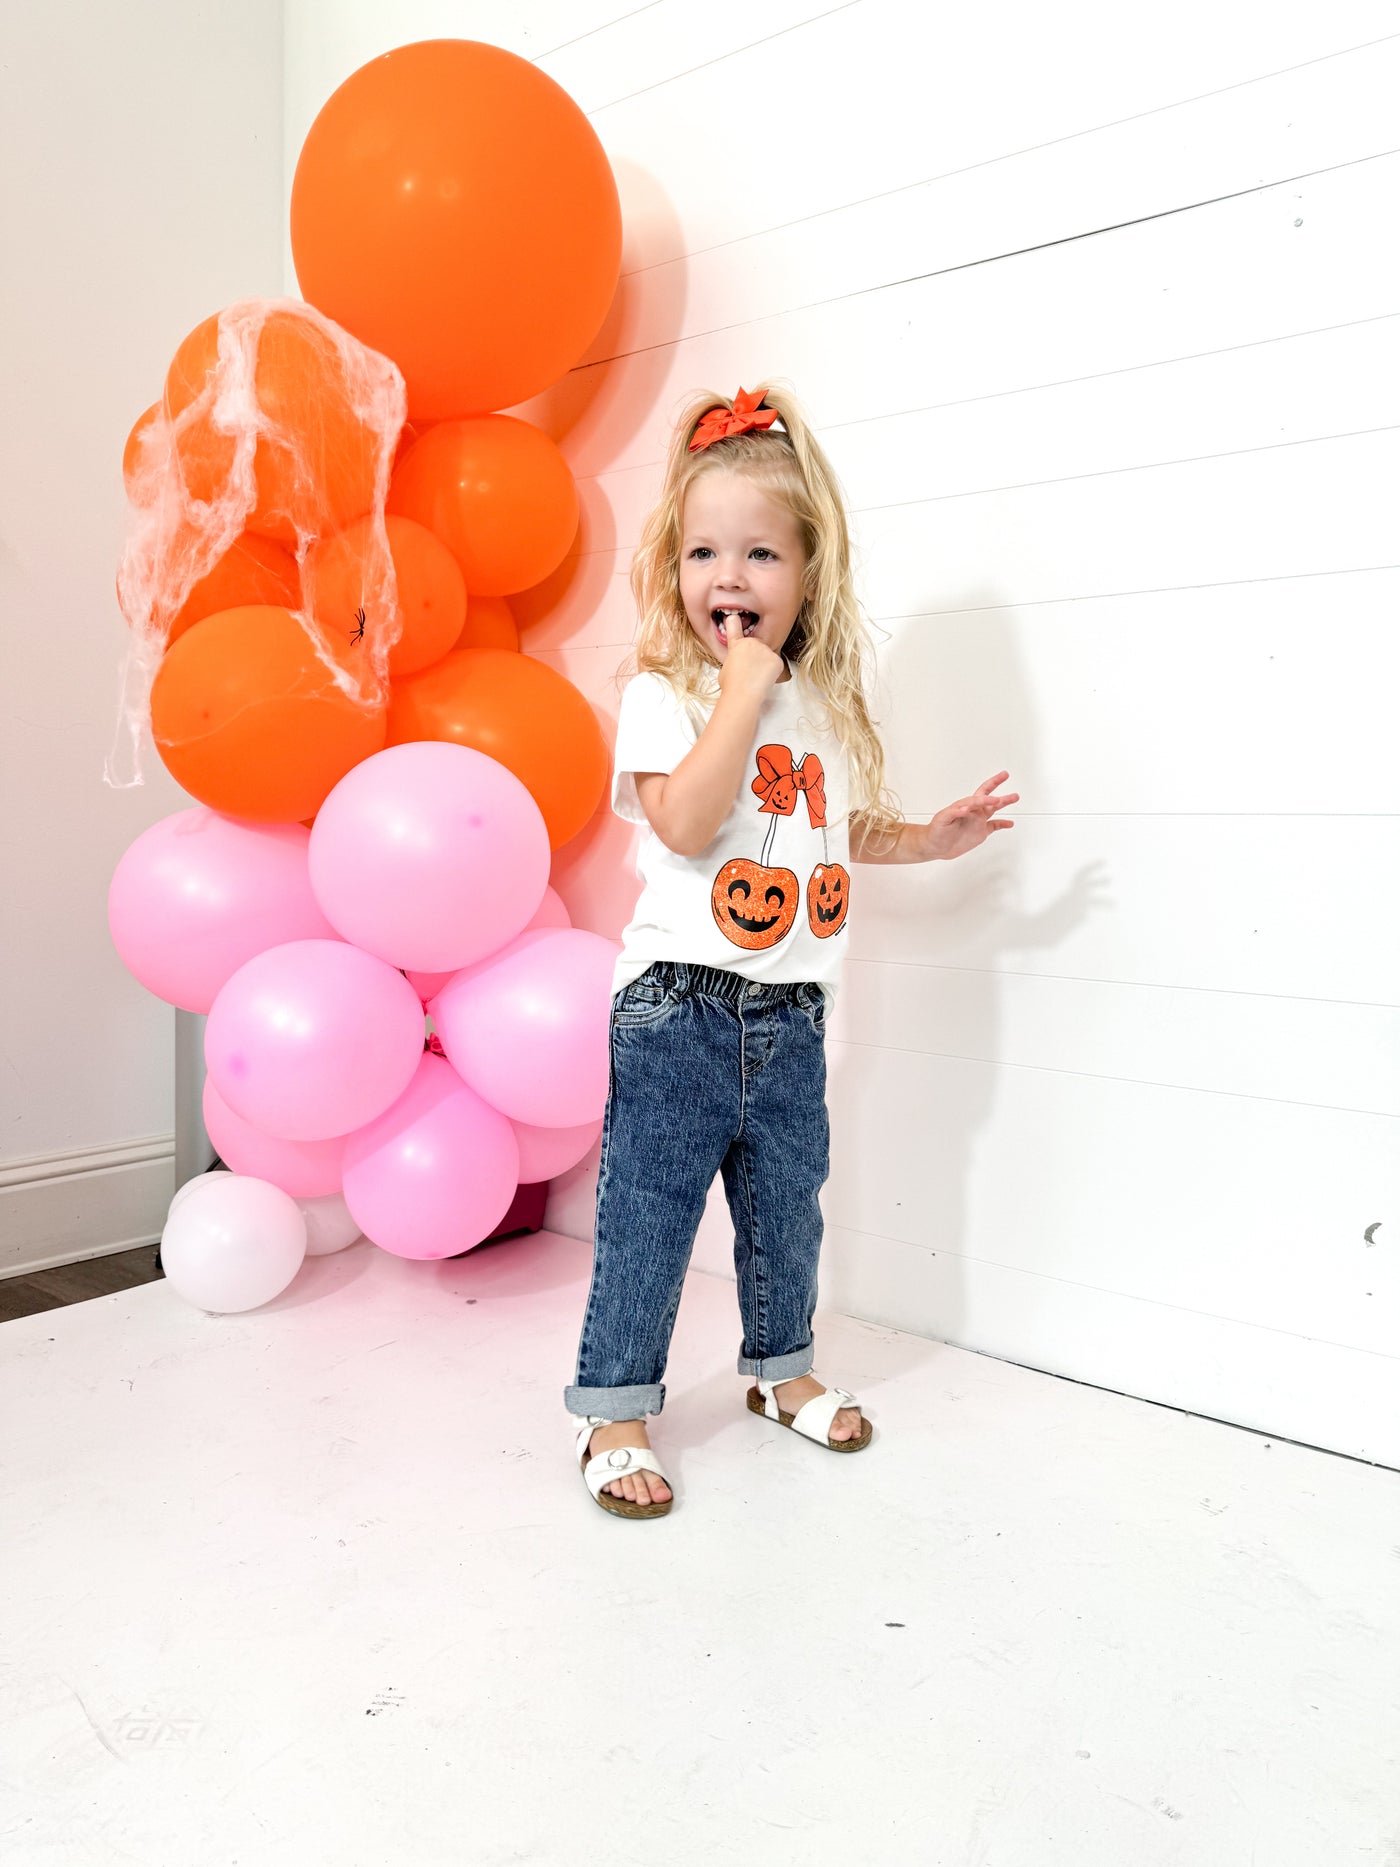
[108,39,621,1310]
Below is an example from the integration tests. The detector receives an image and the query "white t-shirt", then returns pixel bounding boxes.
[610,661,852,1012]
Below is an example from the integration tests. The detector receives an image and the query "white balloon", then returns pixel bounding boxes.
[160,1175,307,1313]
[298,1191,362,1256]
[167,1167,232,1218]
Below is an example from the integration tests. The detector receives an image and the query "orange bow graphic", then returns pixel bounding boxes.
[752,744,827,829]
[689,387,780,452]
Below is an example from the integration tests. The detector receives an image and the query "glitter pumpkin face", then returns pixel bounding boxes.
[711,858,800,950]
[806,862,849,938]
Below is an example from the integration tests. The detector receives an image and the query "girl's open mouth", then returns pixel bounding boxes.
[712,607,759,639]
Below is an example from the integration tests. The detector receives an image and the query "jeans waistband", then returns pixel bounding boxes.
[642,959,812,1011]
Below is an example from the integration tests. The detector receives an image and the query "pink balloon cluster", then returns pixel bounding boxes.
[110,741,616,1265]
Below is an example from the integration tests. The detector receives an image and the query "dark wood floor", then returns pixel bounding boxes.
[0,1244,164,1324]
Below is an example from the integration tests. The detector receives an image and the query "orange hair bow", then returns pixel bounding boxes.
[689,387,780,452]
[752,744,827,829]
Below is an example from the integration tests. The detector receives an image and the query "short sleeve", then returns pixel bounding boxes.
[610,673,700,825]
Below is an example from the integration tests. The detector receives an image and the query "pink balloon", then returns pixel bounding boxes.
[511,1115,603,1182]
[342,1054,519,1260]
[308,741,551,972]
[203,1077,344,1196]
[206,939,425,1140]
[108,808,338,1013]
[529,885,573,932]
[405,967,456,1007]
[429,927,620,1128]
[405,885,571,1003]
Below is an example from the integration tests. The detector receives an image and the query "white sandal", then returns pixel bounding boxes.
[746,1375,873,1452]
[573,1415,675,1518]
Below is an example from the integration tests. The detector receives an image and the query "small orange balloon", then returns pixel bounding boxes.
[166,532,300,645]
[304,514,465,676]
[392,418,437,470]
[387,415,578,596]
[150,605,386,821]
[122,402,163,490]
[289,39,622,418]
[387,649,606,849]
[164,309,380,548]
[453,593,519,653]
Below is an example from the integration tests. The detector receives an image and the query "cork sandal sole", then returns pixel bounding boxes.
[578,1445,674,1518]
[746,1383,873,1451]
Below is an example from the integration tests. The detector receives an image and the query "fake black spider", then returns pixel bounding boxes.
[351,606,366,644]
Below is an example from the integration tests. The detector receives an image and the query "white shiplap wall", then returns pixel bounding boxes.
[285,2,1400,1465]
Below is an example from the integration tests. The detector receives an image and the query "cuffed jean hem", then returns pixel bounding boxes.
[564,1381,664,1421]
[735,1346,814,1381]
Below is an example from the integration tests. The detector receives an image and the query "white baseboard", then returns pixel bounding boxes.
[0,1137,175,1278]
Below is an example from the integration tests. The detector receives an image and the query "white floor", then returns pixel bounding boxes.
[3,1229,1398,1867]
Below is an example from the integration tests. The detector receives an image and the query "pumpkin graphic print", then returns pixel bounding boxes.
[711,741,849,948]
[807,862,849,938]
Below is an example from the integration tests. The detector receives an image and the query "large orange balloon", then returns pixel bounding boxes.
[289,39,622,419]
[164,309,380,547]
[387,650,606,849]
[304,515,465,676]
[452,594,519,653]
[387,416,578,596]
[166,532,300,645]
[150,605,387,821]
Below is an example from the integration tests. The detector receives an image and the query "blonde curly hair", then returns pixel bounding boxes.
[614,379,905,855]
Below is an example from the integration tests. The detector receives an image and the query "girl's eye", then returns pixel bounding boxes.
[688,547,775,560]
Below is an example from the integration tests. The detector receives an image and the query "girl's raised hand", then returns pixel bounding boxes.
[716,613,785,702]
[918,771,1019,860]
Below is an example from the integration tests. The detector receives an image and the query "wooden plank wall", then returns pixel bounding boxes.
[285,3,1400,1462]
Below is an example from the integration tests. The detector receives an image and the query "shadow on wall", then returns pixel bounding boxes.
[828,565,1109,1349]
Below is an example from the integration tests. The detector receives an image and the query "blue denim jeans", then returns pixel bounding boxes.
[564,959,830,1422]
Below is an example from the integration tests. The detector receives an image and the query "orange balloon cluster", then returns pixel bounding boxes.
[119,37,617,848]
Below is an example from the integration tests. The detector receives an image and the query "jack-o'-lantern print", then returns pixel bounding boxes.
[711,740,847,951]
[806,862,849,938]
[711,859,800,949]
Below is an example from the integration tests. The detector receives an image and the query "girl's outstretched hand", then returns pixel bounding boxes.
[918,772,1019,860]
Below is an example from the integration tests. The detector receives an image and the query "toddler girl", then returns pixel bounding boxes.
[565,383,1018,1518]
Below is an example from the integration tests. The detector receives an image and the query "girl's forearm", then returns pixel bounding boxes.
[850,817,934,864]
[654,689,765,856]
